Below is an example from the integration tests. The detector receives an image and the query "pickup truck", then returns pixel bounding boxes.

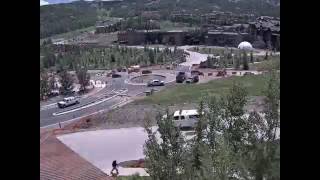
[57,96,80,108]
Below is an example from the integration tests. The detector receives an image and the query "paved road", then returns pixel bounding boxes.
[40,72,155,127]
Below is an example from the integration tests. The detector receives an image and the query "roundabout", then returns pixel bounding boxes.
[125,71,176,86]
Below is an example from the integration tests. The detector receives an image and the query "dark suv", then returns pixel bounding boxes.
[176,72,186,83]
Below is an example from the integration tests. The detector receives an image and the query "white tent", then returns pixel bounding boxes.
[238,41,253,50]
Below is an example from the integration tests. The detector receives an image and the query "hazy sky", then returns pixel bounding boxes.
[40,0,49,6]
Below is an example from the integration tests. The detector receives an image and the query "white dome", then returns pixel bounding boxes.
[238,41,253,50]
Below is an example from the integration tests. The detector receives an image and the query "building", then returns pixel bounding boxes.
[205,31,248,47]
[248,16,280,50]
[117,15,280,50]
[201,11,255,26]
[118,30,187,45]
[95,20,122,34]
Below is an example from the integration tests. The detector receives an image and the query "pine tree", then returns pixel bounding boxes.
[234,55,240,70]
[40,72,50,100]
[264,51,269,60]
[148,49,155,64]
[144,111,185,180]
[49,75,56,91]
[241,72,280,180]
[59,69,74,95]
[111,54,115,63]
[250,51,254,63]
[242,51,249,70]
[221,83,248,153]
[76,65,90,93]
[186,100,208,179]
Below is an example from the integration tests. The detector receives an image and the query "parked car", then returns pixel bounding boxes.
[192,75,199,83]
[243,72,254,76]
[117,68,122,72]
[106,72,113,77]
[176,72,186,83]
[112,73,122,78]
[216,70,227,76]
[48,90,59,97]
[142,70,152,74]
[57,96,80,108]
[186,77,193,83]
[147,79,165,87]
[186,75,199,83]
[191,70,200,75]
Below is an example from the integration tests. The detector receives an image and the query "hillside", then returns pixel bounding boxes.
[40,0,280,38]
[40,1,98,38]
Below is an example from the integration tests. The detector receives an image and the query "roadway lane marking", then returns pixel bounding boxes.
[40,87,107,111]
[110,98,132,109]
[41,98,129,129]
[52,89,128,116]
[40,103,57,111]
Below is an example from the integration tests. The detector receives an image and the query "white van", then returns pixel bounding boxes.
[172,109,200,128]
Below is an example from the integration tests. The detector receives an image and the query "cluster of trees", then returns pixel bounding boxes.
[40,44,187,101]
[170,15,201,27]
[40,66,90,101]
[144,71,280,179]
[40,43,186,72]
[120,17,160,31]
[200,48,254,70]
[40,1,98,38]
[107,0,280,21]
[40,44,92,100]
[40,71,55,100]
[40,0,279,38]
[96,16,161,34]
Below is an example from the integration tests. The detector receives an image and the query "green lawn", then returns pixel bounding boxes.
[136,73,274,106]
[250,56,280,71]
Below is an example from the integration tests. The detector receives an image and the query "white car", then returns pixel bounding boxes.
[57,97,80,108]
[147,80,165,87]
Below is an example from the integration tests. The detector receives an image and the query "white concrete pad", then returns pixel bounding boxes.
[57,127,159,176]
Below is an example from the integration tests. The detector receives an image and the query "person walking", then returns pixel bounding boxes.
[110,160,119,176]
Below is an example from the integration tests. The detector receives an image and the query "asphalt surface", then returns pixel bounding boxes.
[40,72,170,127]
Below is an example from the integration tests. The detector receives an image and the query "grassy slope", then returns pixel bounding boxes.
[136,73,273,106]
[250,56,280,71]
[40,26,96,43]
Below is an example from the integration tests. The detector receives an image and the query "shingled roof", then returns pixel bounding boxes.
[40,136,112,180]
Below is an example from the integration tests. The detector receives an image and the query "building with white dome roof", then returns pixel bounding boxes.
[238,41,253,50]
